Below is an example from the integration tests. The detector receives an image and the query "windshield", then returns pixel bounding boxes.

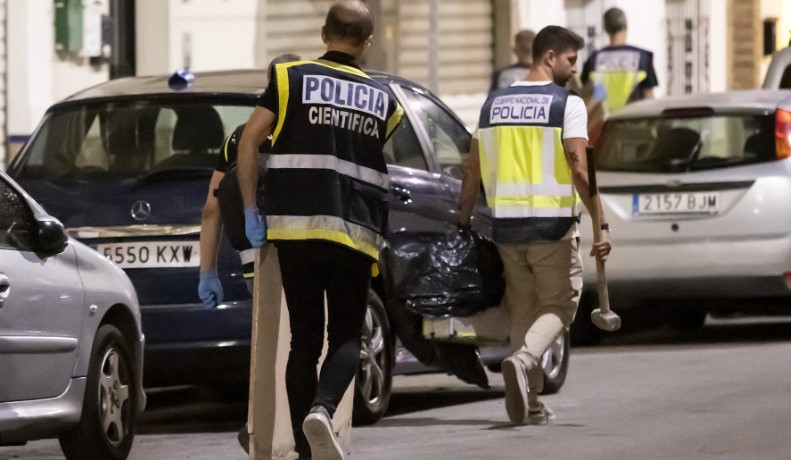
[14,99,254,181]
[595,114,775,173]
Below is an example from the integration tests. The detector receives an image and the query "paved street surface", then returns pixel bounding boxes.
[3,316,791,459]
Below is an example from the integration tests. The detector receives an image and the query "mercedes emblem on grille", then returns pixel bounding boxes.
[131,200,152,222]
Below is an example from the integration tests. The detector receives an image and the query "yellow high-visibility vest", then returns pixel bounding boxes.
[477,83,579,243]
[589,48,648,114]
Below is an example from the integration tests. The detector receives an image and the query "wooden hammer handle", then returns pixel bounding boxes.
[586,148,611,314]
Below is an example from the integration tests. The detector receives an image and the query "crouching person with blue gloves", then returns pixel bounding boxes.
[197,123,259,308]
[236,2,403,458]
[197,54,301,309]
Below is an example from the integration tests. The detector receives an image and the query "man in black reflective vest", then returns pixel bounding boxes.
[236,2,402,458]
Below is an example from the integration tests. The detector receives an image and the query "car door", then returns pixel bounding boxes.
[384,84,460,235]
[393,84,492,235]
[0,175,84,402]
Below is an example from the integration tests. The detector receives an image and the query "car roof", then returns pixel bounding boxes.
[57,68,421,105]
[610,90,791,119]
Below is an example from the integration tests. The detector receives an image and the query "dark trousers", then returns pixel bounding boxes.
[277,241,371,456]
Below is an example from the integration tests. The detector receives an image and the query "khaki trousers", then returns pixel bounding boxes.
[498,238,583,396]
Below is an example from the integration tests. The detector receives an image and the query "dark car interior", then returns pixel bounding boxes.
[154,106,225,170]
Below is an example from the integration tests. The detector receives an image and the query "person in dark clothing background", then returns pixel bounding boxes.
[581,7,658,113]
[236,2,403,459]
[490,29,537,92]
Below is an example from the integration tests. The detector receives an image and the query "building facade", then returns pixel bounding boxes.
[4,0,791,169]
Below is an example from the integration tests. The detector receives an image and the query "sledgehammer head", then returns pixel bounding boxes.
[591,308,621,332]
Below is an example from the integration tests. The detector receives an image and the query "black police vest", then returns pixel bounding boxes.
[262,59,402,261]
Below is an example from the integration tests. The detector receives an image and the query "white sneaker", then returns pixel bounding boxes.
[302,406,344,460]
[525,401,555,425]
[501,356,528,424]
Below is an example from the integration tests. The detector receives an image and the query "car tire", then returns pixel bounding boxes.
[59,324,137,460]
[540,330,570,395]
[570,292,602,346]
[353,289,394,426]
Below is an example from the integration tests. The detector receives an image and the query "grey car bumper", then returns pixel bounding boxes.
[0,378,85,445]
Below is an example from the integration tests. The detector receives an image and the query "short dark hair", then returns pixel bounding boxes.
[603,8,627,35]
[324,1,374,46]
[532,26,585,63]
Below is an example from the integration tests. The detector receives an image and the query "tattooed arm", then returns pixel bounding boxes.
[564,137,611,260]
[563,137,594,214]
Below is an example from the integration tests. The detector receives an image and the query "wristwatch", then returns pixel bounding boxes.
[600,223,610,231]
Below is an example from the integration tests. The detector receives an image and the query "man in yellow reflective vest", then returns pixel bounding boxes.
[459,25,612,425]
[236,1,402,458]
[581,7,658,143]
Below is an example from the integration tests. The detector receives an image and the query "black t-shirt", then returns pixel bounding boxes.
[581,44,659,102]
[215,124,271,173]
[489,63,532,92]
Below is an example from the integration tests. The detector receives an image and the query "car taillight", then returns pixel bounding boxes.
[785,272,791,291]
[775,109,791,160]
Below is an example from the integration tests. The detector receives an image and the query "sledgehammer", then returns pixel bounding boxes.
[586,147,621,332]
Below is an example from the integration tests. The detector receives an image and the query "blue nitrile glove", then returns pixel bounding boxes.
[198,270,224,309]
[593,83,608,102]
[244,207,267,248]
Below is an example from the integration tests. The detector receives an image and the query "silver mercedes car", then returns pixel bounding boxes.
[575,90,791,341]
[0,170,145,460]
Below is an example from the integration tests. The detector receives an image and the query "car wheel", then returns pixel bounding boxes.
[540,330,570,395]
[353,289,393,426]
[570,292,602,346]
[59,324,137,460]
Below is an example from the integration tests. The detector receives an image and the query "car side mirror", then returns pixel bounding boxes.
[36,217,68,257]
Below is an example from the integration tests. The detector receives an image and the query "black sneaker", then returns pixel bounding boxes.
[302,405,344,460]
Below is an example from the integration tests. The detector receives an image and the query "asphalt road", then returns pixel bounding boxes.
[3,315,791,460]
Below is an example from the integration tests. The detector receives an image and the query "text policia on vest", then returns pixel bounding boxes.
[303,74,389,138]
[490,94,553,124]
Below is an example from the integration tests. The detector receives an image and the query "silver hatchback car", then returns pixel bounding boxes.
[576,90,791,338]
[0,170,145,459]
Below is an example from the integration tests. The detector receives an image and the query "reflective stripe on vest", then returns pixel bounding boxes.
[266,214,383,261]
[478,124,577,219]
[267,153,389,189]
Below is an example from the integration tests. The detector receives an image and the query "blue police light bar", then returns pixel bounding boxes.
[168,69,195,90]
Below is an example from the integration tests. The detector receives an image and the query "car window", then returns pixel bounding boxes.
[398,87,471,170]
[0,179,35,250]
[383,113,429,171]
[596,114,776,172]
[15,100,254,180]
